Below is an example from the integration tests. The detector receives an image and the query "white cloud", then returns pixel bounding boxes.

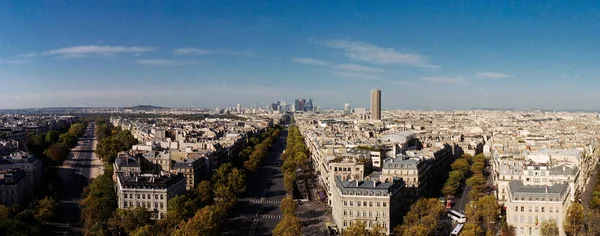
[174,48,251,55]
[16,53,37,58]
[43,45,154,57]
[0,59,29,64]
[392,80,418,87]
[134,59,211,66]
[323,39,438,67]
[475,72,510,79]
[334,64,385,73]
[420,77,467,84]
[332,72,379,80]
[292,57,330,66]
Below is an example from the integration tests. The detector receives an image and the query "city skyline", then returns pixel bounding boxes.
[2,1,600,110]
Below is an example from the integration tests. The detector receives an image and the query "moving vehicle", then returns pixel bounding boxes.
[448,209,466,224]
[450,223,464,236]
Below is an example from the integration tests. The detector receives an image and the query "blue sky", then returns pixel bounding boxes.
[1,1,600,110]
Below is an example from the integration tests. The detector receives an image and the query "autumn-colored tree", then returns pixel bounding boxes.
[451,158,470,174]
[284,170,296,193]
[500,222,516,236]
[108,207,153,234]
[45,143,70,163]
[175,205,225,236]
[273,215,303,236]
[394,198,444,236]
[540,219,559,236]
[461,222,483,236]
[563,202,584,236]
[129,225,153,236]
[460,153,473,163]
[280,195,297,216]
[341,220,385,236]
[34,196,58,223]
[586,210,600,236]
[194,180,213,205]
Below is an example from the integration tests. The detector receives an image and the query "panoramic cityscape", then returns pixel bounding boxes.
[2,1,600,236]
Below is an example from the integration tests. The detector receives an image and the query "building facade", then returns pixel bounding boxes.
[115,172,186,219]
[331,175,405,235]
[370,89,381,120]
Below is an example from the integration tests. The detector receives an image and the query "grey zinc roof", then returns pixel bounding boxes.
[509,180,568,195]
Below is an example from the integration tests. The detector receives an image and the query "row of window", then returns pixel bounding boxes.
[513,215,560,225]
[0,190,16,195]
[514,206,558,213]
[344,201,387,207]
[343,209,387,218]
[123,200,165,210]
[124,193,165,200]
[514,195,559,201]
[343,220,386,230]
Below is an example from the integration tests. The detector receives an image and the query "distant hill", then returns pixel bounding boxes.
[125,105,168,110]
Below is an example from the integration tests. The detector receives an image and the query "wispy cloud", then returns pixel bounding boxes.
[392,80,418,87]
[332,72,379,80]
[0,59,29,64]
[16,53,37,58]
[334,64,385,73]
[174,48,251,56]
[134,59,211,66]
[475,72,510,79]
[42,45,154,58]
[420,77,467,84]
[292,57,330,66]
[323,39,438,68]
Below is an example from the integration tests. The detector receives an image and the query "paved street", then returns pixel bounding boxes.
[224,129,288,236]
[51,122,103,235]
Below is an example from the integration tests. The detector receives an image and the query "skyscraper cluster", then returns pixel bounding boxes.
[293,98,314,112]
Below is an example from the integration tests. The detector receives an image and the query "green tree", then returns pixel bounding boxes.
[45,130,61,144]
[540,219,559,236]
[167,195,196,221]
[59,133,78,148]
[563,202,584,236]
[272,215,303,236]
[280,195,297,216]
[34,196,58,223]
[81,170,117,235]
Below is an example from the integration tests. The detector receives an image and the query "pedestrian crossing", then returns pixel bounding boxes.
[235,213,283,220]
[239,198,281,205]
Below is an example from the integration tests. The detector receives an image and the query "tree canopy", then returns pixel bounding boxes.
[563,202,584,236]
